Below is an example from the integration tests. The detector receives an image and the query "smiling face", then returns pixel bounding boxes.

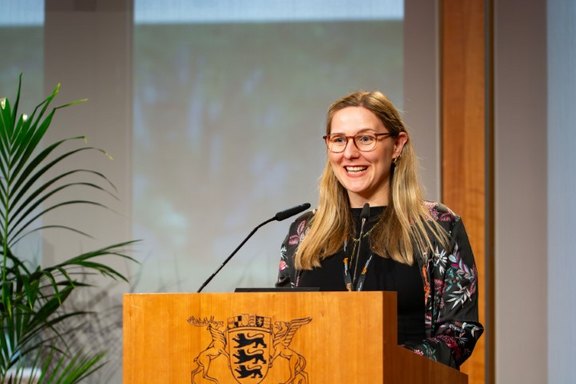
[327,106,407,208]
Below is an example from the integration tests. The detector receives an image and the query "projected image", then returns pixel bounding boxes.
[133,4,403,292]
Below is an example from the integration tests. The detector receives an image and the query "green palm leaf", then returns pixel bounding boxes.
[1,76,138,383]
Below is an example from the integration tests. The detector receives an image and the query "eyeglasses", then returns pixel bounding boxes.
[323,132,394,153]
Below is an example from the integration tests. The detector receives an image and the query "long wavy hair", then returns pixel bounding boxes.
[295,91,448,268]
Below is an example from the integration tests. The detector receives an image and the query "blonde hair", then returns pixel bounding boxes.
[295,91,448,269]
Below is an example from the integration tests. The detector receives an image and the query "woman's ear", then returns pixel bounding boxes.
[393,132,408,158]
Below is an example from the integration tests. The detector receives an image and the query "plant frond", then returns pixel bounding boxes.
[12,168,118,219]
[8,200,108,246]
[39,350,106,384]
[10,139,109,203]
[10,225,94,247]
[1,76,136,383]
[10,177,118,232]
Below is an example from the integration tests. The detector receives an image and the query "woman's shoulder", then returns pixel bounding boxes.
[284,209,315,247]
[290,209,315,231]
[423,200,461,224]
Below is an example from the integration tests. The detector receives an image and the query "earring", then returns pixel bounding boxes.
[392,157,398,165]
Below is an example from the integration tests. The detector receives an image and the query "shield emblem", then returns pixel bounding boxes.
[227,314,272,384]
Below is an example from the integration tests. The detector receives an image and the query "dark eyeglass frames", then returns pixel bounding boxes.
[323,132,394,153]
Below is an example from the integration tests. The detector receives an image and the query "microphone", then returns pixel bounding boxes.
[360,202,371,225]
[353,203,371,284]
[197,202,311,292]
[274,203,312,221]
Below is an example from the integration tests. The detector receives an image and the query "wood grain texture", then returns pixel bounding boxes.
[440,0,492,383]
[123,292,467,383]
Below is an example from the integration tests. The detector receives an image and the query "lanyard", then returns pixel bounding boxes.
[343,231,374,291]
[343,254,373,291]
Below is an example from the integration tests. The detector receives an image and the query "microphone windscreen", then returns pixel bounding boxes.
[360,203,370,219]
[274,203,311,221]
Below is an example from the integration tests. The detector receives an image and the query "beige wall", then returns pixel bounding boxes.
[43,2,133,382]
[494,0,548,383]
[404,0,441,200]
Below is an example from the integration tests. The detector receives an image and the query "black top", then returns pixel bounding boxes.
[297,206,425,345]
[278,201,484,368]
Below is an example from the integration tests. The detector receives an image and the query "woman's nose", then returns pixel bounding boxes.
[342,137,361,158]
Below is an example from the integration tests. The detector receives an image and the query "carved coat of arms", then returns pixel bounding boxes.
[189,314,312,384]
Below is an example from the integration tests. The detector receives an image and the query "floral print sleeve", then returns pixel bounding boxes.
[275,211,313,288]
[405,203,484,369]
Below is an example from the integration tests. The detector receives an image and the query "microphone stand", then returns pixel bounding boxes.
[197,217,274,293]
[196,203,310,293]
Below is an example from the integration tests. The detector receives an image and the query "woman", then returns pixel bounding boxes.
[276,90,483,369]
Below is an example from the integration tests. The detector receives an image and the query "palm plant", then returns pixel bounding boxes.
[0,76,136,383]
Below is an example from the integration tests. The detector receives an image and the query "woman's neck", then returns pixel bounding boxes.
[348,195,389,208]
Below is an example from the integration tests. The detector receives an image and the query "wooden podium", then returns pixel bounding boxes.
[123,291,467,383]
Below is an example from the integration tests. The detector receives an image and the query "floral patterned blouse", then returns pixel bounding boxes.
[275,201,484,369]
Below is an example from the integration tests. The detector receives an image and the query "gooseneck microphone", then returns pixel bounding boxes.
[274,203,312,221]
[353,203,371,284]
[196,203,311,293]
[360,202,371,228]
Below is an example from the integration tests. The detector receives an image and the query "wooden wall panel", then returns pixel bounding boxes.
[440,0,493,383]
